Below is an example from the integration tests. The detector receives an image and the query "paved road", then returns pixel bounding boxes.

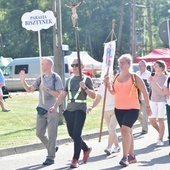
[0,121,169,170]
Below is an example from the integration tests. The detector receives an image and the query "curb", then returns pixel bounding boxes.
[0,123,141,157]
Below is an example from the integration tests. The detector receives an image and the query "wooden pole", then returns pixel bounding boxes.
[99,19,115,142]
[75,27,82,80]
[38,30,44,104]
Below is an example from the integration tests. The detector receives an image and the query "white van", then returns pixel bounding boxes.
[3,56,70,91]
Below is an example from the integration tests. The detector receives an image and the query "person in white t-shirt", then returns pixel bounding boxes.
[136,60,151,134]
[151,72,170,149]
[149,60,167,147]
[87,81,120,155]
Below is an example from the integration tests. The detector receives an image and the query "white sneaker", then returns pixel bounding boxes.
[112,146,121,153]
[104,147,112,155]
[156,140,164,147]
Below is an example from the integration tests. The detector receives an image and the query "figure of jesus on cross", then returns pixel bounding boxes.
[65,1,84,27]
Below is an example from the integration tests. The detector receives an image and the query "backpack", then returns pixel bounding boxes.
[37,73,57,89]
[2,86,9,100]
[143,79,150,92]
[113,73,138,88]
[112,73,139,98]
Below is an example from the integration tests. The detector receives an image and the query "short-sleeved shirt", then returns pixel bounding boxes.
[97,84,115,111]
[0,69,5,86]
[150,75,167,102]
[136,70,151,100]
[64,75,94,112]
[32,72,63,110]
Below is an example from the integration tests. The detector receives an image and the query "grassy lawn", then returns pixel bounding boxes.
[0,91,107,149]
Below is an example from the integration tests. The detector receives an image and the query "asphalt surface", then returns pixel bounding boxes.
[0,120,169,170]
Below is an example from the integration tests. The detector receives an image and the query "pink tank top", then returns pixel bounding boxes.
[114,77,140,109]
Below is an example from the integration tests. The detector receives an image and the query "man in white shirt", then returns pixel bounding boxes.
[136,60,151,134]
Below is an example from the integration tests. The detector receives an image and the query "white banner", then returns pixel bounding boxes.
[100,41,116,80]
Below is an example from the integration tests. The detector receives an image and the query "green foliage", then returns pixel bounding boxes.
[0,0,169,59]
[0,91,105,148]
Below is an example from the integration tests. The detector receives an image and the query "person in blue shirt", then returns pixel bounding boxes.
[0,69,10,112]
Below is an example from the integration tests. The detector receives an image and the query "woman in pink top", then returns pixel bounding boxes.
[104,54,151,167]
[149,60,167,147]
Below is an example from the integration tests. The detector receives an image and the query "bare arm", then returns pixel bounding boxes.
[65,4,72,8]
[40,83,62,98]
[19,70,36,92]
[75,2,82,7]
[150,76,167,96]
[104,75,115,95]
[46,88,63,98]
[86,94,102,114]
[84,88,96,99]
[54,91,67,108]
[79,81,96,99]
[49,91,68,113]
[21,80,36,92]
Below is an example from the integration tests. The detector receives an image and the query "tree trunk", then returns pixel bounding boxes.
[52,0,64,125]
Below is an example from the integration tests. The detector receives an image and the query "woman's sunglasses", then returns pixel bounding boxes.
[71,63,79,67]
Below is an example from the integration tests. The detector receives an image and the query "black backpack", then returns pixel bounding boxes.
[143,79,150,92]
[2,86,9,100]
[37,73,57,89]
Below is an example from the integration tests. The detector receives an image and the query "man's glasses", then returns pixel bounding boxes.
[71,63,79,67]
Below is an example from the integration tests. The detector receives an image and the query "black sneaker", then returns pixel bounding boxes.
[128,154,137,164]
[43,158,54,165]
[119,157,129,166]
[141,130,148,135]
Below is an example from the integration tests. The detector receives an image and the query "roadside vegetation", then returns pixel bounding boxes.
[0,0,168,59]
[0,91,107,149]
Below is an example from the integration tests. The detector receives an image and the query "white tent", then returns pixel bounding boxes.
[64,51,102,70]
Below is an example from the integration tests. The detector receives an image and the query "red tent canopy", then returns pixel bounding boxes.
[135,48,170,69]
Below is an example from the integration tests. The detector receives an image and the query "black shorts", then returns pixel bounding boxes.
[115,108,139,128]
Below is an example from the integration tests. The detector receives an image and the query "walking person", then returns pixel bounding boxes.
[149,60,167,147]
[49,59,96,168]
[136,60,151,134]
[104,54,151,167]
[86,83,120,155]
[19,57,63,166]
[0,68,10,112]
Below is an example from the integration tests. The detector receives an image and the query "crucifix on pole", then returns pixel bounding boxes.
[65,1,85,80]
[65,1,84,28]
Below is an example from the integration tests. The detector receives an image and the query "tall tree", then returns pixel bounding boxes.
[0,0,168,60]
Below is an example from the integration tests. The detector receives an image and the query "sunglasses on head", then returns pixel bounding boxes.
[71,63,79,67]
